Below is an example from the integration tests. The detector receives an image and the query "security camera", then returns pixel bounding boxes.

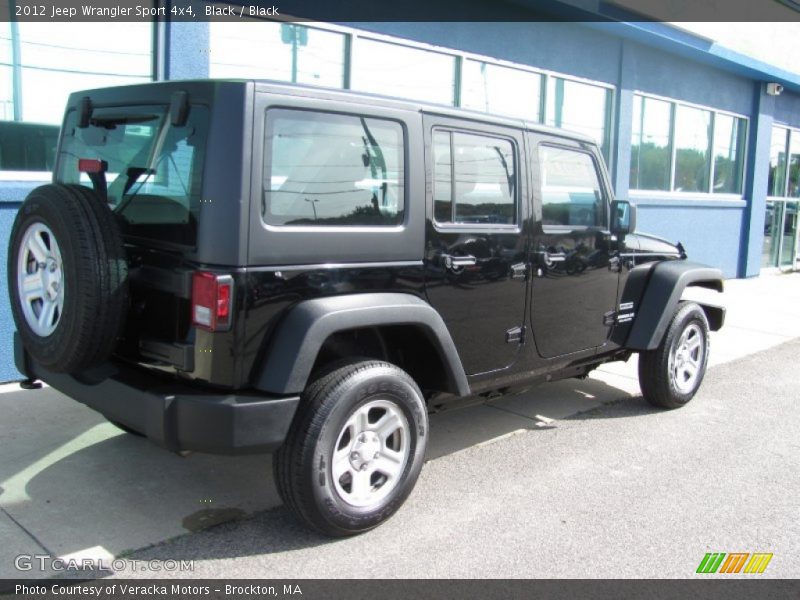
[766,83,784,96]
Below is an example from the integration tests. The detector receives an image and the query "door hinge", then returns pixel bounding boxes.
[603,311,616,326]
[506,326,526,344]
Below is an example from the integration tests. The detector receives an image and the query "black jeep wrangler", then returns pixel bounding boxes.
[8,80,724,536]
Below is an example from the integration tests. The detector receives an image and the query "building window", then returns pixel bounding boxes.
[712,113,747,194]
[546,77,612,160]
[789,131,800,199]
[263,109,405,227]
[539,146,605,228]
[769,127,789,197]
[433,130,517,226]
[209,22,346,88]
[630,95,672,191]
[630,93,747,195]
[461,60,542,121]
[0,23,152,175]
[352,38,455,105]
[1,22,11,121]
[673,105,712,193]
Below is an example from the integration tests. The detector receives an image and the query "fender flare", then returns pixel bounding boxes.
[625,260,724,351]
[254,292,470,397]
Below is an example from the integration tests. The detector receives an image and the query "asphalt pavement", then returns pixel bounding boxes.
[0,271,798,579]
[111,335,800,578]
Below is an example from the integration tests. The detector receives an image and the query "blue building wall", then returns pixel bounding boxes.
[0,183,38,382]
[774,88,800,126]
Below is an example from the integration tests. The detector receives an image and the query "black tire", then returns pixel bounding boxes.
[274,360,428,537]
[638,301,710,409]
[8,184,129,373]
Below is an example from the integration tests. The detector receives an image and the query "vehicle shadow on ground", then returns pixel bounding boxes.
[10,374,664,573]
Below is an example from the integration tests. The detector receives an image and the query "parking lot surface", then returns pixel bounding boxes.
[0,272,798,578]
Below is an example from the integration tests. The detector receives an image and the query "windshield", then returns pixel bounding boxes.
[56,103,209,246]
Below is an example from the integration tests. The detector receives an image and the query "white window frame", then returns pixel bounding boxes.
[630,90,750,199]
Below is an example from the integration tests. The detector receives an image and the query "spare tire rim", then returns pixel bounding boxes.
[17,222,64,337]
[331,399,411,508]
[669,323,704,394]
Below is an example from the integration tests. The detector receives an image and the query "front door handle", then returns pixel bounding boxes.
[442,254,477,269]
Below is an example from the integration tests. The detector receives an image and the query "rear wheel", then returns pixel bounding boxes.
[274,360,428,537]
[638,301,710,409]
[8,184,128,373]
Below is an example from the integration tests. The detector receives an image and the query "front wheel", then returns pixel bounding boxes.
[274,360,428,537]
[638,301,710,409]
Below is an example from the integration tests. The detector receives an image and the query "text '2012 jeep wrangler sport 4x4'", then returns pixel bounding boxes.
[9,80,725,536]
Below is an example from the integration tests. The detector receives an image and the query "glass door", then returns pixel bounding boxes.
[763,200,799,269]
[781,202,798,268]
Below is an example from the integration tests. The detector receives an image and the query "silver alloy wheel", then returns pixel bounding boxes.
[668,322,705,394]
[331,399,411,508]
[16,222,64,337]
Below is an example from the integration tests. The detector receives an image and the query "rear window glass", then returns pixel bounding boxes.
[56,104,208,246]
[263,109,405,227]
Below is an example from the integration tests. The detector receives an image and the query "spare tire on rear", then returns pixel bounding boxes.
[8,184,129,373]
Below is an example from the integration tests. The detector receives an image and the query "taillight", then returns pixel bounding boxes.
[78,158,107,173]
[191,272,234,331]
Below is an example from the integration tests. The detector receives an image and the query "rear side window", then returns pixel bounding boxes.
[433,130,516,225]
[263,109,405,226]
[539,145,605,228]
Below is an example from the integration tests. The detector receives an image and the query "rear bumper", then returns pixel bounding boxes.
[14,333,299,455]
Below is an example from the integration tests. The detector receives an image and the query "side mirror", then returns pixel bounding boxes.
[610,199,636,236]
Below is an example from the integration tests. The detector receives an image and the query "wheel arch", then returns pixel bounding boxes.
[624,260,725,351]
[253,293,470,397]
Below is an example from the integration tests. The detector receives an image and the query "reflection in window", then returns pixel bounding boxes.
[352,39,455,105]
[546,78,611,159]
[673,105,711,193]
[539,146,604,227]
[769,127,789,197]
[0,122,59,172]
[433,131,516,225]
[12,23,151,125]
[630,95,672,191]
[210,22,345,88]
[631,94,747,195]
[789,132,800,199]
[1,22,12,121]
[56,105,208,245]
[264,109,404,226]
[712,114,747,194]
[461,60,541,121]
[433,132,453,222]
[762,200,781,267]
